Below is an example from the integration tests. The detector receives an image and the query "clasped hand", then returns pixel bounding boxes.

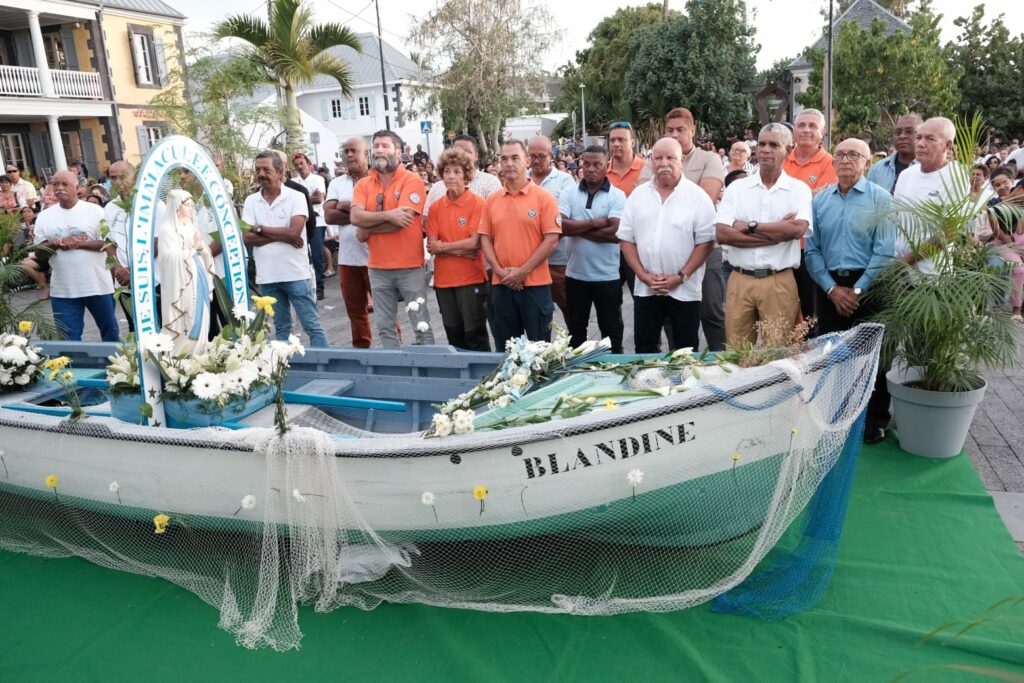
[828,285,860,317]
[643,272,682,295]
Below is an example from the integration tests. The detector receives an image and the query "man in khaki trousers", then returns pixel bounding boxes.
[715,123,814,346]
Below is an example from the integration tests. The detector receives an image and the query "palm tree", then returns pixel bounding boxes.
[213,0,361,153]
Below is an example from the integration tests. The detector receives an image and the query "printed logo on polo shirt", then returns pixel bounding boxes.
[457,216,467,225]
[527,209,537,218]
[809,174,818,183]
[393,190,401,200]
[410,192,422,205]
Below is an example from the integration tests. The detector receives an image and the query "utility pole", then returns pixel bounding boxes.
[580,84,587,147]
[662,0,669,21]
[375,0,391,130]
[824,0,834,149]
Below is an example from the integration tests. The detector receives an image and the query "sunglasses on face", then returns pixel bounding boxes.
[608,122,632,132]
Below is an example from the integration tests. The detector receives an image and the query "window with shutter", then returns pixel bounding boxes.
[153,37,169,86]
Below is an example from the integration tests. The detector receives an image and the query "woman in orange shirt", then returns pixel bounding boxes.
[425,148,490,350]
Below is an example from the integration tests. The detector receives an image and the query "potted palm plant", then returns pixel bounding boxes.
[871,115,1023,458]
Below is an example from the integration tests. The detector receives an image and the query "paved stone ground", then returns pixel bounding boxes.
[14,280,1024,552]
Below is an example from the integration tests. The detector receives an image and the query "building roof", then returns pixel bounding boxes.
[306,33,427,89]
[789,0,910,69]
[76,0,185,20]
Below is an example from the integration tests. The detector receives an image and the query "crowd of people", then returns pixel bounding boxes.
[10,106,1024,440]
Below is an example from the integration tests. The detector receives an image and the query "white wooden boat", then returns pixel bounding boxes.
[0,324,882,548]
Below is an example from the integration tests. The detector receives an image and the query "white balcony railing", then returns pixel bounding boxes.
[52,69,103,99]
[0,65,103,100]
[0,65,42,97]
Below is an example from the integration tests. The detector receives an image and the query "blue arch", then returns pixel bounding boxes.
[129,135,250,426]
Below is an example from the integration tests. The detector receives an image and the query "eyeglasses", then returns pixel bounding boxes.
[376,193,385,211]
[893,128,917,136]
[608,122,632,131]
[5,168,17,174]
[834,151,866,161]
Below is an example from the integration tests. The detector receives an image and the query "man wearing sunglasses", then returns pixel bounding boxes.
[351,130,434,348]
[806,138,895,444]
[5,164,38,209]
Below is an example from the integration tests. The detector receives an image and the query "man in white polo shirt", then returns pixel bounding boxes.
[242,150,329,347]
[716,123,813,347]
[618,138,716,353]
[34,169,119,341]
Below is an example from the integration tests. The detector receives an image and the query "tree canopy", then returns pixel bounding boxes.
[407,0,558,157]
[947,5,1024,140]
[796,6,961,143]
[623,0,758,141]
[551,4,671,139]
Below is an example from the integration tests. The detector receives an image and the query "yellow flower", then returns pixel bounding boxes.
[731,453,741,462]
[45,474,58,488]
[61,371,73,381]
[44,356,71,372]
[790,427,798,435]
[604,398,618,410]
[18,320,33,334]
[472,485,488,501]
[153,514,170,534]
[251,295,277,317]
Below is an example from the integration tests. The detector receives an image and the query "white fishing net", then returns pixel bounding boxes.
[0,323,882,650]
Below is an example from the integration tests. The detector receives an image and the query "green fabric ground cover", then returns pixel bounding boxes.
[1,436,1022,682]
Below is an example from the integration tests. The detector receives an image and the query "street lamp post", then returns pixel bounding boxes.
[580,83,587,147]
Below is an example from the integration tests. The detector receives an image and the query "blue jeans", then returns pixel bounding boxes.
[490,284,553,350]
[259,279,329,347]
[310,225,326,296]
[51,294,120,342]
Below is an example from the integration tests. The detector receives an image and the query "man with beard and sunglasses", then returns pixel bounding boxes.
[350,130,434,348]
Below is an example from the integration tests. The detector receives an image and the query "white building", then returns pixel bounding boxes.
[295,33,443,162]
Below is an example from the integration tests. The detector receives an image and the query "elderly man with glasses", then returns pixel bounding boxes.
[806,138,895,444]
[5,164,38,208]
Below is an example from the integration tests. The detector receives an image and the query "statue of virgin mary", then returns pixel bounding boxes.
[156,189,215,354]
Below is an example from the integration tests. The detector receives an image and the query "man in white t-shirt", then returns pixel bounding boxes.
[243,151,328,347]
[34,170,119,341]
[325,137,374,348]
[715,123,813,347]
[292,152,328,300]
[893,116,971,274]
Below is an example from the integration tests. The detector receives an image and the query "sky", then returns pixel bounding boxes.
[173,0,1023,72]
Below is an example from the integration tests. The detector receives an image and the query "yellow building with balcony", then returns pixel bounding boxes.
[0,0,185,181]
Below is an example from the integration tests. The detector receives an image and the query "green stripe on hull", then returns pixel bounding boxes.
[0,454,785,549]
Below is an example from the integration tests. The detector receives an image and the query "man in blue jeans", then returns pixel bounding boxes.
[33,170,119,341]
[242,151,329,347]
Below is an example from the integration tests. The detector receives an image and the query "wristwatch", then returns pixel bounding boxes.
[746,220,759,234]
[678,269,689,282]
[254,224,264,235]
[853,287,862,296]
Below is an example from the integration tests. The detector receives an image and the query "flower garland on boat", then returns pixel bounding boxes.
[426,315,823,436]
[427,327,612,436]
[0,325,44,391]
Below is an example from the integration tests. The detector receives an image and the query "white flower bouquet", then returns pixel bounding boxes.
[141,330,304,407]
[105,335,141,397]
[0,332,43,391]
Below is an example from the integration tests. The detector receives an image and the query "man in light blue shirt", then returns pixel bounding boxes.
[529,135,577,318]
[807,138,895,444]
[559,146,627,352]
[865,113,920,193]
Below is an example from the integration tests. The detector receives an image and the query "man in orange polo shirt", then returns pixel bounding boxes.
[607,121,646,297]
[782,108,838,322]
[351,130,434,348]
[478,139,562,349]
